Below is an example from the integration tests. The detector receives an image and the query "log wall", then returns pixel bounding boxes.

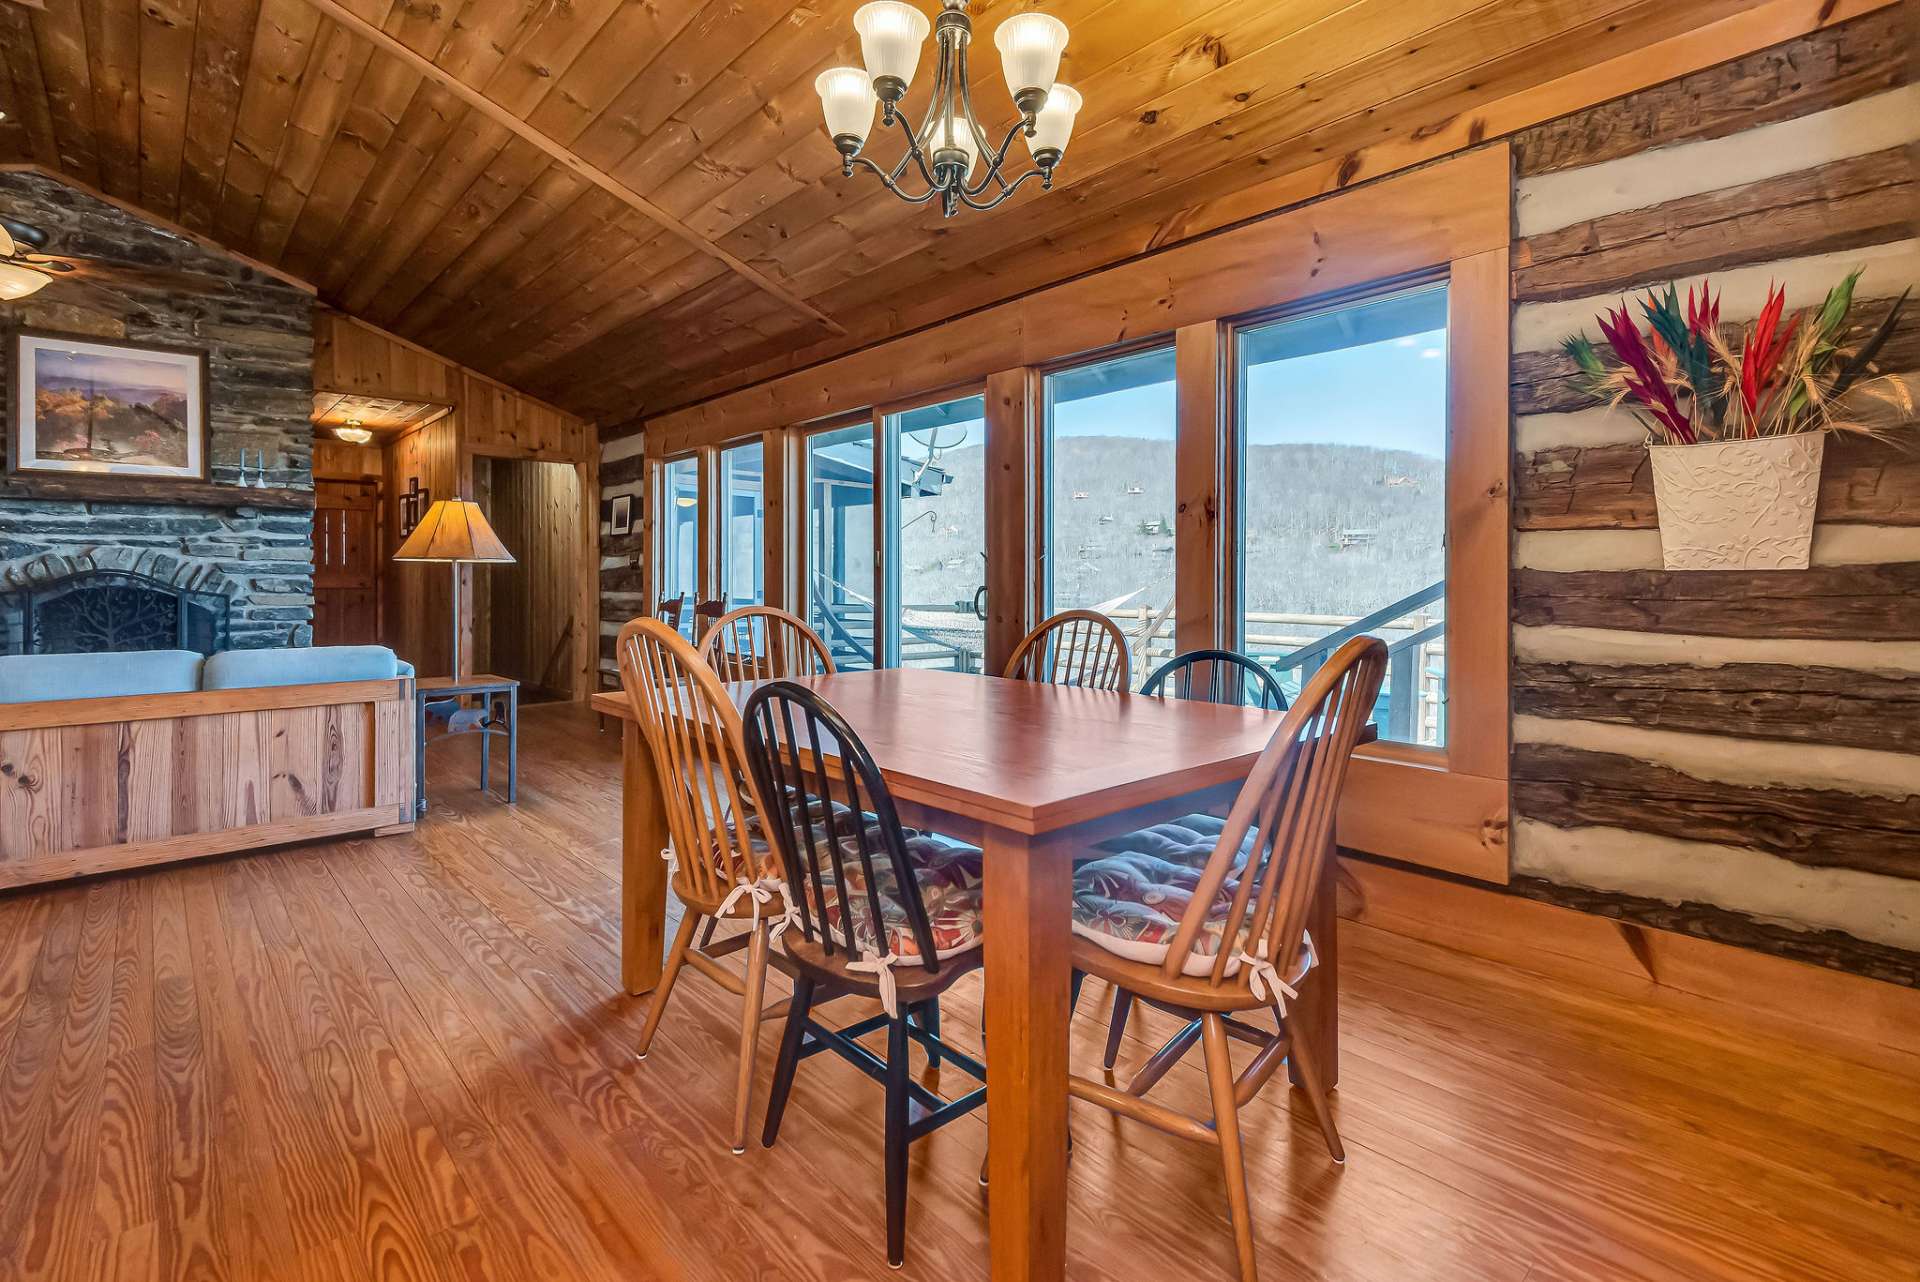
[1506,10,1920,980]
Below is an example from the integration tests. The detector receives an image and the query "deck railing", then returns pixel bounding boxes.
[808,575,1448,746]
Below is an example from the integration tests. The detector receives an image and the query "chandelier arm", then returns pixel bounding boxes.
[967,117,1032,197]
[848,155,944,205]
[882,109,940,189]
[956,167,1052,212]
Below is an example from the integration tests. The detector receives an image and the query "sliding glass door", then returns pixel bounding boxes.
[1043,345,1177,688]
[658,454,700,638]
[883,393,987,673]
[805,423,878,670]
[718,440,764,609]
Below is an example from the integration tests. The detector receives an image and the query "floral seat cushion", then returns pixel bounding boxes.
[804,827,985,961]
[1072,817,1297,979]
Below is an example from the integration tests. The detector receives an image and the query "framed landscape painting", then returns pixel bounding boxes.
[9,330,208,480]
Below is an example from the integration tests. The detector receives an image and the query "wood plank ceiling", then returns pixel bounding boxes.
[0,0,1766,424]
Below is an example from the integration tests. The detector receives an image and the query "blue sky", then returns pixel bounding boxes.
[902,329,1449,460]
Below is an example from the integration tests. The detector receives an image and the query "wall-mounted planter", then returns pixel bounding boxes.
[1647,433,1824,570]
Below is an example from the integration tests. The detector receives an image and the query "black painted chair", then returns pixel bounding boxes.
[1099,649,1289,1070]
[741,680,988,1271]
[1140,647,1290,711]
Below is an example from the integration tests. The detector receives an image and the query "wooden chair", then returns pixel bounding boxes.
[692,596,727,640]
[1065,636,1386,1282]
[614,617,790,1153]
[656,594,686,630]
[1141,648,1289,711]
[698,605,836,684]
[1002,608,1130,690]
[1099,648,1290,1066]
[741,680,988,1271]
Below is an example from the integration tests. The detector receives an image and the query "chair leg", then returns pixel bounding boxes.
[1103,987,1134,1071]
[1201,1013,1259,1282]
[762,976,815,1149]
[636,910,700,1060]
[1128,1017,1203,1097]
[1283,1014,1345,1163]
[884,1013,911,1269]
[914,999,941,1069]
[729,925,772,1154]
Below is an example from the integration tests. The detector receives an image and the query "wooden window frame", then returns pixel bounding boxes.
[647,147,1511,880]
[1215,263,1511,881]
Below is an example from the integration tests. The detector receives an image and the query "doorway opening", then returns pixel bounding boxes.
[471,456,586,705]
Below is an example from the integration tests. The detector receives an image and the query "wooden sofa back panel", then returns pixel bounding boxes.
[0,679,414,888]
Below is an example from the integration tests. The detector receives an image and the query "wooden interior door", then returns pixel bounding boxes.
[314,479,382,646]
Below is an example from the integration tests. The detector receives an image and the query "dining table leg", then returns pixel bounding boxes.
[621,718,669,996]
[982,826,1074,1282]
[1290,840,1340,1089]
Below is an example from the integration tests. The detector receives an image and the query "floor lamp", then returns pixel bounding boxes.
[392,498,515,678]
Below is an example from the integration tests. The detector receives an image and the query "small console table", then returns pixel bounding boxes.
[415,674,519,812]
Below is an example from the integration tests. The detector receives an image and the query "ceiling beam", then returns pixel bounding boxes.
[298,0,846,339]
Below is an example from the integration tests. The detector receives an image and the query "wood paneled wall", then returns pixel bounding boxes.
[475,458,586,700]
[315,310,600,689]
[1505,9,1920,982]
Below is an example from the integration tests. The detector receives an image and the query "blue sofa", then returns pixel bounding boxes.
[0,645,415,704]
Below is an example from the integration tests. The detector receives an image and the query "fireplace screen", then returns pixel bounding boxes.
[0,571,229,655]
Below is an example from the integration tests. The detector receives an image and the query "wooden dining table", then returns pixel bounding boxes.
[589,667,1343,1282]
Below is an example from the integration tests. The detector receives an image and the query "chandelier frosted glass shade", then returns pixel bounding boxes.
[819,0,1080,218]
[994,13,1068,108]
[854,2,931,99]
[816,67,878,148]
[1026,84,1082,163]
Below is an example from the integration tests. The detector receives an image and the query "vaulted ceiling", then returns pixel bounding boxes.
[0,0,1759,424]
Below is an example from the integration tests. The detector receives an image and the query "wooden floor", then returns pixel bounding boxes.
[1,703,1916,1282]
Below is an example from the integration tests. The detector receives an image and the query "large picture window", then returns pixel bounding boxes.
[1043,346,1176,688]
[1234,282,1449,746]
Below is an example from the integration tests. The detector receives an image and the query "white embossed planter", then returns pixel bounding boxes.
[1647,433,1825,570]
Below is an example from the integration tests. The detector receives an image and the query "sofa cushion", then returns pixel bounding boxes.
[202,645,412,690]
[0,649,204,704]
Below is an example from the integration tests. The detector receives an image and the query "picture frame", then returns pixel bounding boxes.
[609,493,633,536]
[8,329,210,481]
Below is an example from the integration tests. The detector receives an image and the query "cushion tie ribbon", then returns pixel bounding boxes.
[1233,928,1313,1017]
[847,951,903,1020]
[715,876,799,944]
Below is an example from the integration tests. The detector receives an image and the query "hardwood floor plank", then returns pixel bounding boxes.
[0,702,1916,1282]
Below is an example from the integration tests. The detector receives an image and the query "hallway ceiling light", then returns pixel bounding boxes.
[816,0,1081,218]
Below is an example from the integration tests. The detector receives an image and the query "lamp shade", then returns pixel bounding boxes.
[392,499,514,563]
[853,2,929,89]
[994,13,1068,100]
[816,67,877,146]
[1026,83,1082,161]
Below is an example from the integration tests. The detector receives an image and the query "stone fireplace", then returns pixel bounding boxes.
[0,170,317,658]
[0,551,234,655]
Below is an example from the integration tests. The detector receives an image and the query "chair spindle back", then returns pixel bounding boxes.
[615,617,780,904]
[741,681,942,975]
[1003,609,1131,690]
[1161,636,1385,989]
[699,606,837,684]
[1141,648,1289,711]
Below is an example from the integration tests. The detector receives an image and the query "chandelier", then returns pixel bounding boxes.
[815,1,1082,218]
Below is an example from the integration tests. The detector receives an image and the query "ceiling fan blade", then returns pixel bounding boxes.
[30,270,145,313]
[0,224,13,258]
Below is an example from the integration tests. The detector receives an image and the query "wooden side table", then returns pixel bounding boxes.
[416,674,519,812]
